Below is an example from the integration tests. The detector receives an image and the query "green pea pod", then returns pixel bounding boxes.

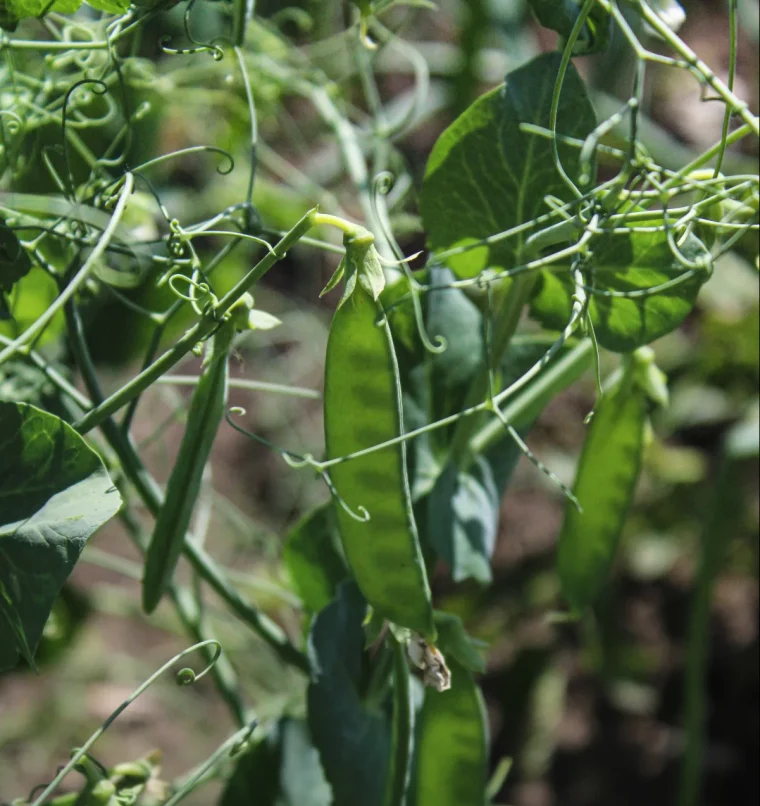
[410,658,488,806]
[324,234,434,639]
[142,316,237,614]
[557,351,655,613]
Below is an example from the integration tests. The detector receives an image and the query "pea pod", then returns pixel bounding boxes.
[323,228,435,639]
[142,299,250,613]
[410,658,488,806]
[557,348,662,613]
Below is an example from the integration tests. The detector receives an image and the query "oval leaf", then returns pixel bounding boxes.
[283,503,347,613]
[0,401,122,671]
[530,225,711,352]
[420,52,597,279]
[307,581,391,806]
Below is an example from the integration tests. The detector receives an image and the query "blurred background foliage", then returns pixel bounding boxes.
[0,1,757,805]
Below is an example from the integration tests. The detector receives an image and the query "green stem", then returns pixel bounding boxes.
[386,637,413,806]
[64,296,308,675]
[73,207,317,434]
[678,455,744,806]
[468,339,594,460]
[634,0,758,138]
[448,219,581,467]
[117,509,248,728]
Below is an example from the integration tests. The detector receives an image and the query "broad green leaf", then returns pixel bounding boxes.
[420,52,597,279]
[2,0,81,20]
[85,0,130,12]
[282,504,347,613]
[410,659,488,806]
[530,225,711,352]
[0,402,121,672]
[527,0,612,54]
[0,220,31,294]
[307,581,390,806]
[0,266,65,348]
[220,718,331,806]
[426,457,499,584]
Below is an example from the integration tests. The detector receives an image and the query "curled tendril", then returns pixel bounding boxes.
[28,641,223,806]
[168,274,217,308]
[60,78,109,199]
[272,6,314,33]
[160,0,225,60]
[224,408,371,523]
[322,467,371,523]
[129,145,235,177]
[160,35,224,61]
[225,408,319,469]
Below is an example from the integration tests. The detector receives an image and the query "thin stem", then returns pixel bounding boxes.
[30,641,222,806]
[386,636,413,806]
[635,0,758,137]
[678,455,744,806]
[156,374,320,400]
[73,207,317,434]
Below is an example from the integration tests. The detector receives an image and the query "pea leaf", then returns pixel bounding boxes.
[426,457,499,584]
[85,0,129,12]
[420,52,597,279]
[220,718,331,806]
[526,0,612,54]
[433,611,487,674]
[283,504,347,613]
[0,402,122,672]
[0,266,66,348]
[307,581,390,806]
[0,220,31,294]
[409,658,488,806]
[1,0,82,21]
[530,225,711,352]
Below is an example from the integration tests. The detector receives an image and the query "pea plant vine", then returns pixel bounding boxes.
[0,0,757,804]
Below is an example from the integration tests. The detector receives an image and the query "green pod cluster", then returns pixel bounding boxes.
[557,349,662,613]
[323,231,434,639]
[142,311,239,614]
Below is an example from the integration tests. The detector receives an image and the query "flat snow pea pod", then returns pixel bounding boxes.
[557,349,660,613]
[323,228,435,640]
[410,658,488,806]
[142,298,251,613]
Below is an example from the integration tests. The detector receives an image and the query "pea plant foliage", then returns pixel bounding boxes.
[0,1,757,804]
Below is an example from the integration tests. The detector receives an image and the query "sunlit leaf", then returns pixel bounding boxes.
[0,402,121,672]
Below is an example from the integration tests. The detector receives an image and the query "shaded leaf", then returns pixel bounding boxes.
[307,581,390,806]
[527,0,612,54]
[0,219,31,293]
[220,718,331,806]
[0,402,121,671]
[426,457,499,584]
[283,504,347,613]
[433,611,487,674]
